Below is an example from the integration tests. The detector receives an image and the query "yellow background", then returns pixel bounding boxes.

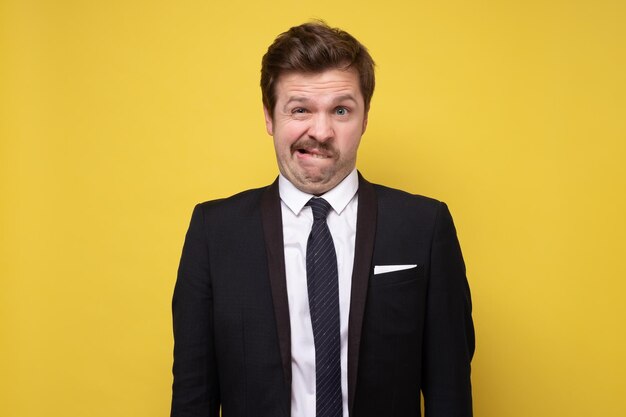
[2,0,625,416]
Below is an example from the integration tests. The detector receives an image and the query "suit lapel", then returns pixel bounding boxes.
[260,179,292,388]
[348,173,377,415]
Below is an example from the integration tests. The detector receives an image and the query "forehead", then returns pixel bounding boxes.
[275,68,363,101]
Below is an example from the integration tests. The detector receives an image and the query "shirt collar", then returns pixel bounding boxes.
[279,169,359,216]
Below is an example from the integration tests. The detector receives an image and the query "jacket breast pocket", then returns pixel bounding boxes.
[369,264,424,288]
[365,264,426,336]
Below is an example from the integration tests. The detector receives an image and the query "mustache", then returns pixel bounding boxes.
[291,138,336,156]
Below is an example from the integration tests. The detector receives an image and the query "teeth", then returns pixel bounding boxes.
[295,149,328,158]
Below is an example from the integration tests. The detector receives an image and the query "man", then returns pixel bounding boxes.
[171,22,474,417]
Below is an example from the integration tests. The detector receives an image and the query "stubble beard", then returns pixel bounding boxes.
[281,149,355,195]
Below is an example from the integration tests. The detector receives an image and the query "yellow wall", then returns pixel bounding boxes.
[2,1,625,416]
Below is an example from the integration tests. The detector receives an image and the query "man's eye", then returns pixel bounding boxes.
[335,107,348,116]
[292,108,307,114]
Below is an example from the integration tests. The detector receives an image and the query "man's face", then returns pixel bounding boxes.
[264,68,368,195]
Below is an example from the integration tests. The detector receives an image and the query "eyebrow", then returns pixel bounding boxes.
[332,94,358,104]
[284,96,310,107]
[282,94,358,112]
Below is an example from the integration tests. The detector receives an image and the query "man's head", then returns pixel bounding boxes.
[261,22,375,117]
[261,22,375,195]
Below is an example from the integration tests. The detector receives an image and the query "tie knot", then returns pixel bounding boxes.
[307,197,332,221]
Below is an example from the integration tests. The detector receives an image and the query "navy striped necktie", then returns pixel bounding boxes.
[306,197,343,417]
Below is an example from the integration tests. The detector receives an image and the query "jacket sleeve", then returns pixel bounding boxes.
[171,204,221,417]
[422,202,475,417]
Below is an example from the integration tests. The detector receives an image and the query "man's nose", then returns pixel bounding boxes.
[307,113,334,142]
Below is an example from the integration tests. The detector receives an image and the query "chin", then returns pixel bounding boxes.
[302,179,337,195]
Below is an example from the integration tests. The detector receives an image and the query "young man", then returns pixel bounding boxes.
[171,22,474,417]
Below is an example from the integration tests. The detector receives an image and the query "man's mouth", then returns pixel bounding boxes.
[295,147,331,159]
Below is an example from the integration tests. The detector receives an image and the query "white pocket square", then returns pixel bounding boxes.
[374,264,418,275]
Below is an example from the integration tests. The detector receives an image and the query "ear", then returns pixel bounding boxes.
[362,112,369,134]
[263,106,274,136]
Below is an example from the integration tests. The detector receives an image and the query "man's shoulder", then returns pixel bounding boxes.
[194,184,270,219]
[370,182,443,211]
[367,181,454,234]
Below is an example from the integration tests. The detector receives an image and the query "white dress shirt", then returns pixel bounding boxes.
[279,169,359,417]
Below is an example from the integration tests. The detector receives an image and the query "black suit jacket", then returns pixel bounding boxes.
[171,174,474,417]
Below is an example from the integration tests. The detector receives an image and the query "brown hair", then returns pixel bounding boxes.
[261,21,375,117]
